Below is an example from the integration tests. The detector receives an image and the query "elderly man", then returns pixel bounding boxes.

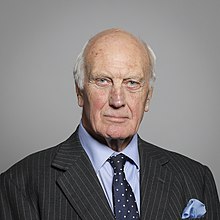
[0,28,219,220]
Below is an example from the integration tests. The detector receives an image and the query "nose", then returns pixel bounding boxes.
[109,86,126,108]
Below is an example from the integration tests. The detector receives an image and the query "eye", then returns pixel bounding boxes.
[124,80,142,90]
[94,78,112,87]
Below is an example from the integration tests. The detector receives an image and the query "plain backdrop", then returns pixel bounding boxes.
[0,0,219,196]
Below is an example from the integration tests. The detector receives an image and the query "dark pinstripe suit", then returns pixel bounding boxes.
[1,129,219,219]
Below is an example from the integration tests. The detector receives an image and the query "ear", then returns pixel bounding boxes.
[75,84,84,107]
[144,87,153,112]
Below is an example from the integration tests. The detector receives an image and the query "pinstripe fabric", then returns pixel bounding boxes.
[0,130,219,219]
[138,138,220,219]
[0,131,114,220]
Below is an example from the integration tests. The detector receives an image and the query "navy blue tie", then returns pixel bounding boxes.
[108,154,140,219]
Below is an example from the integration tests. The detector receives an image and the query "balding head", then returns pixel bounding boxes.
[74,28,156,150]
[73,28,156,90]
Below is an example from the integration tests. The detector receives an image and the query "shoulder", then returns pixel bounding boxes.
[138,137,208,180]
[138,138,217,199]
[0,131,79,189]
[0,144,59,190]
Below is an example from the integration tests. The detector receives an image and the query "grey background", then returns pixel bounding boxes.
[0,0,219,196]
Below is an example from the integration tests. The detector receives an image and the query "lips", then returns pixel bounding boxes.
[103,114,129,123]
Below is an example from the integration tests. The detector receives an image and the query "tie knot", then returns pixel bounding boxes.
[108,153,128,172]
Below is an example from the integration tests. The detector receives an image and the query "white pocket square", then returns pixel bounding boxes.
[181,199,206,219]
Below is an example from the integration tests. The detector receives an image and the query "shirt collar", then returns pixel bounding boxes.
[78,122,140,173]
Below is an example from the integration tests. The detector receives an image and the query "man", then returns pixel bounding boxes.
[0,28,219,219]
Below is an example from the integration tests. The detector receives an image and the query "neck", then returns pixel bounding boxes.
[105,137,133,152]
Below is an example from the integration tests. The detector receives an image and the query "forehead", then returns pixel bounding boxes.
[84,31,150,74]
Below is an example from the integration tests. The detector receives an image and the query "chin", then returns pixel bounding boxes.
[105,129,133,140]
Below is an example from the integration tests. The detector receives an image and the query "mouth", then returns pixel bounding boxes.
[104,115,129,123]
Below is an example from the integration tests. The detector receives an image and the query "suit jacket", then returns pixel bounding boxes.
[0,129,219,220]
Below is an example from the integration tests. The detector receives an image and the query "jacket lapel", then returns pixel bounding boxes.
[52,131,114,220]
[139,138,174,219]
[51,131,175,219]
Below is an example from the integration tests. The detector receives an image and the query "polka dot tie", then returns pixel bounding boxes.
[108,154,140,219]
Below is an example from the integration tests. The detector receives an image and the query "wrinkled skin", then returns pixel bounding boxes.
[76,29,153,151]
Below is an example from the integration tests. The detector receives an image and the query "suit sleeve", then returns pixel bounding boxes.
[0,173,39,220]
[203,166,220,219]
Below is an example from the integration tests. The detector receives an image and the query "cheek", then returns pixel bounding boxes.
[132,105,145,122]
[87,90,109,114]
[128,94,147,124]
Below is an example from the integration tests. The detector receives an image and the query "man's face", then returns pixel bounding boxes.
[77,33,152,147]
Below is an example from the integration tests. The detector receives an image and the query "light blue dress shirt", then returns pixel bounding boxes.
[78,123,140,213]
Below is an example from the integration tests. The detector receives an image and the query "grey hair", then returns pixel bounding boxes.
[73,40,156,90]
[73,41,88,90]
